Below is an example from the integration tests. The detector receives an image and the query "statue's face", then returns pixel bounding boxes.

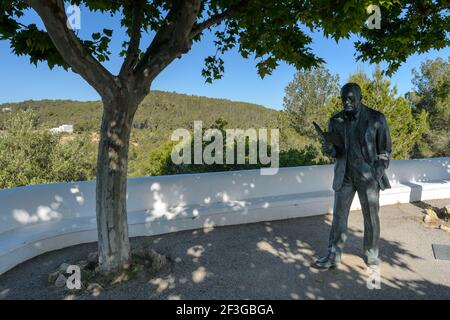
[341,87,361,112]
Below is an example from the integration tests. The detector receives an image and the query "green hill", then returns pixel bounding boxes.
[0,91,293,152]
[0,91,280,132]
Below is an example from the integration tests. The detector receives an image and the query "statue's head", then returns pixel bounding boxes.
[340,83,362,113]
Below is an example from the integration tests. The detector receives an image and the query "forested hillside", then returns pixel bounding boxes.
[0,91,322,189]
[1,91,279,134]
[1,59,448,190]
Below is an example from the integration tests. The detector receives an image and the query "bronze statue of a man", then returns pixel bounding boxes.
[315,82,392,269]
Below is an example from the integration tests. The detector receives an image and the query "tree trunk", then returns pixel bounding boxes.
[96,94,138,274]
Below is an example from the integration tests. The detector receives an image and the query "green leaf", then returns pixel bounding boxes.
[103,29,113,37]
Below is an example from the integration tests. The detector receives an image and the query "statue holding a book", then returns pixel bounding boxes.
[313,82,392,269]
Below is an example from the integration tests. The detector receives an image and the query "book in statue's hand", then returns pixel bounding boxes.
[312,121,344,148]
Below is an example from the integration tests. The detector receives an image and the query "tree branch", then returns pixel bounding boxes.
[21,0,117,100]
[190,10,231,39]
[119,0,145,79]
[133,0,201,90]
[190,0,248,39]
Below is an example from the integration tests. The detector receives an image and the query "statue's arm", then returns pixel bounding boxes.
[376,114,392,169]
[323,119,337,158]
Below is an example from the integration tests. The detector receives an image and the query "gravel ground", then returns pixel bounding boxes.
[1,199,449,300]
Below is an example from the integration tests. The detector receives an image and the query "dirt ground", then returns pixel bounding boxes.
[1,199,449,300]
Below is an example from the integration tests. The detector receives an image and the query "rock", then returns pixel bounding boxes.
[443,205,450,217]
[438,224,450,232]
[48,271,60,284]
[148,249,168,272]
[423,215,432,224]
[54,274,67,288]
[58,262,70,273]
[131,245,146,258]
[132,246,167,272]
[87,251,98,264]
[78,260,89,269]
[87,283,102,290]
[425,208,439,221]
[87,283,102,296]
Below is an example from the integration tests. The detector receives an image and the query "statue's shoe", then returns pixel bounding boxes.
[314,253,341,269]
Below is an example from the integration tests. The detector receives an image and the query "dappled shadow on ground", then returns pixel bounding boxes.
[135,218,445,300]
[1,202,450,300]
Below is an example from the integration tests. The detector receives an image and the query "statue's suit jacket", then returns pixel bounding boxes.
[328,104,392,191]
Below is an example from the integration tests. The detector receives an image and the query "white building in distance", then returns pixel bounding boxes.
[50,124,74,134]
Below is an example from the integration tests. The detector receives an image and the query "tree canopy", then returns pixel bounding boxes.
[283,64,340,138]
[283,64,433,160]
[408,57,450,158]
[2,1,448,86]
[345,67,429,159]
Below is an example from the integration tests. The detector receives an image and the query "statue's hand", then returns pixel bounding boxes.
[374,160,385,181]
[322,141,335,157]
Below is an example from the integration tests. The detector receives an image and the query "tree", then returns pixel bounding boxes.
[283,64,339,138]
[408,58,449,158]
[1,1,447,274]
[129,117,329,176]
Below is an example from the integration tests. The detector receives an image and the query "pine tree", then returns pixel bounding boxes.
[348,67,428,159]
[283,65,340,138]
[408,58,450,158]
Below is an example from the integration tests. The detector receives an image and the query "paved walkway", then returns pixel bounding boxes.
[1,199,449,300]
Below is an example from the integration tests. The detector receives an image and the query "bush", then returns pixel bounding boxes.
[128,119,331,177]
[0,110,96,189]
[51,133,97,182]
[279,144,330,167]
[128,141,179,177]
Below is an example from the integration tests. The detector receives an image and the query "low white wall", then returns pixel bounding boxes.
[1,157,449,274]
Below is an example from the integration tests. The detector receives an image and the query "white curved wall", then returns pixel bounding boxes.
[1,157,449,274]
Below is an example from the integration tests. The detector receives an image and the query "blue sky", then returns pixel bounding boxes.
[0,5,448,110]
